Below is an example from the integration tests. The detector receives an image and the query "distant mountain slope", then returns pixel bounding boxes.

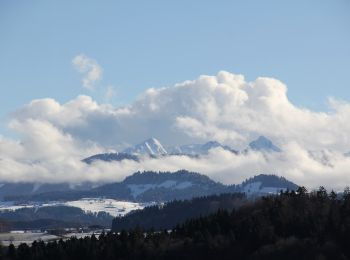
[112,193,246,232]
[0,183,94,200]
[6,170,231,202]
[248,136,281,152]
[93,170,232,202]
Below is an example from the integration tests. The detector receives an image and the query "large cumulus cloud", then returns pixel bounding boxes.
[13,71,350,150]
[1,71,350,189]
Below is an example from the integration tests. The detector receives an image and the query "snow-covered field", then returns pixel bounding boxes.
[0,198,152,217]
[64,198,149,217]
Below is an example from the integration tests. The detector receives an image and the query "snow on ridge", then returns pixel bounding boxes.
[127,184,157,198]
[174,181,193,189]
[158,180,177,188]
[242,181,286,195]
[242,182,262,194]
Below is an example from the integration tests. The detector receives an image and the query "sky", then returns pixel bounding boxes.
[1,1,349,115]
[0,1,350,188]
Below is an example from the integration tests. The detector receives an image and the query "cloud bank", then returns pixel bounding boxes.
[1,71,350,189]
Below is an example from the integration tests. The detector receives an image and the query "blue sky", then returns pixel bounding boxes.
[0,0,349,123]
[2,1,350,186]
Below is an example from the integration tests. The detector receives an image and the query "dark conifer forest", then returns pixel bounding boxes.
[112,193,247,231]
[2,187,350,259]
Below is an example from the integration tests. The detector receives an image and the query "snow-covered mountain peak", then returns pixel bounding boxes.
[249,136,281,152]
[123,138,168,156]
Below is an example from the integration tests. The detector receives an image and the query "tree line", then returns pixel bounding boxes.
[1,187,350,259]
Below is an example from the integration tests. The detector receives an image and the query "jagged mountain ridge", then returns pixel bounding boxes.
[83,136,277,164]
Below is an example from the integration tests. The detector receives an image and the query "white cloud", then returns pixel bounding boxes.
[1,71,350,189]
[13,71,350,151]
[1,143,350,189]
[72,54,103,90]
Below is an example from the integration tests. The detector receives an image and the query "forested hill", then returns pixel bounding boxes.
[5,171,298,203]
[4,187,350,259]
[112,193,246,232]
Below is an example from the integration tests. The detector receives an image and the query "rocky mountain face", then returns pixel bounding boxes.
[123,138,167,156]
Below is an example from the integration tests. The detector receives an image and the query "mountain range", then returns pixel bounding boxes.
[83,136,279,164]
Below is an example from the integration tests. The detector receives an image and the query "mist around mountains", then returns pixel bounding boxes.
[83,135,279,163]
[81,135,350,190]
[2,134,349,190]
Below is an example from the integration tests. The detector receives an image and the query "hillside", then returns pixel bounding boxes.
[0,206,113,229]
[5,171,297,203]
[5,187,350,259]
